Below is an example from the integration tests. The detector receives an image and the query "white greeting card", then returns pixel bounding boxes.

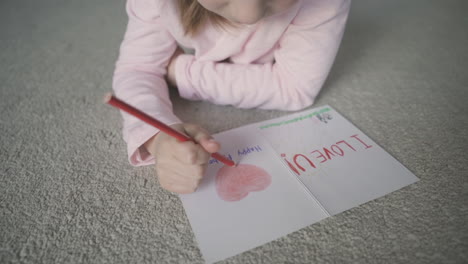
[180,105,419,263]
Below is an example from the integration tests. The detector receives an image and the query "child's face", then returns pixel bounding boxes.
[198,0,297,25]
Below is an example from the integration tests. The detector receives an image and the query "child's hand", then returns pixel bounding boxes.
[144,123,220,194]
[166,47,184,87]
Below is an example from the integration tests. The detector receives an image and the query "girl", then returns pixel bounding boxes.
[112,0,351,194]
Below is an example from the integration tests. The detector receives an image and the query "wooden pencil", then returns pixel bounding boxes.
[104,93,236,167]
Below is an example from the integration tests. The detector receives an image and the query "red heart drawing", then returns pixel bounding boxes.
[215,164,272,202]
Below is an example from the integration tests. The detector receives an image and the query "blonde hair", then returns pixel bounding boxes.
[177,0,228,36]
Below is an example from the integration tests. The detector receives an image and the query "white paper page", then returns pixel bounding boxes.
[256,105,419,215]
[179,126,328,264]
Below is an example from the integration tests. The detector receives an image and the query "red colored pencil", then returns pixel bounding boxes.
[104,93,236,167]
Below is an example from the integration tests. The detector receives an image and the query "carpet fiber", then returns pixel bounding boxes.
[1,0,467,263]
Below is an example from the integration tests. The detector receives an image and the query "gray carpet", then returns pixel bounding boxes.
[1,0,467,263]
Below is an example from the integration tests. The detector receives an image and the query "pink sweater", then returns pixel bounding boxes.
[113,0,351,166]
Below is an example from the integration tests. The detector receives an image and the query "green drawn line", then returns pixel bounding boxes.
[259,107,331,130]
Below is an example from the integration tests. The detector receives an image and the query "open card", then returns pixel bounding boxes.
[179,105,419,263]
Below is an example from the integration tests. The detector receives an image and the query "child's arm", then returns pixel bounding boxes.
[113,0,181,166]
[173,0,351,111]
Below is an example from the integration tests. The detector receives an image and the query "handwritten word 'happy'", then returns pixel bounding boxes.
[238,145,263,156]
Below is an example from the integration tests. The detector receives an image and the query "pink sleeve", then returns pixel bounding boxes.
[175,0,351,111]
[112,0,181,166]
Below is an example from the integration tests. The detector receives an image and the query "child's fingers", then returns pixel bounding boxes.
[157,123,216,165]
[183,124,220,153]
[170,140,210,165]
[157,163,206,194]
[199,138,220,154]
[157,159,205,182]
[160,175,198,194]
[183,124,211,141]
